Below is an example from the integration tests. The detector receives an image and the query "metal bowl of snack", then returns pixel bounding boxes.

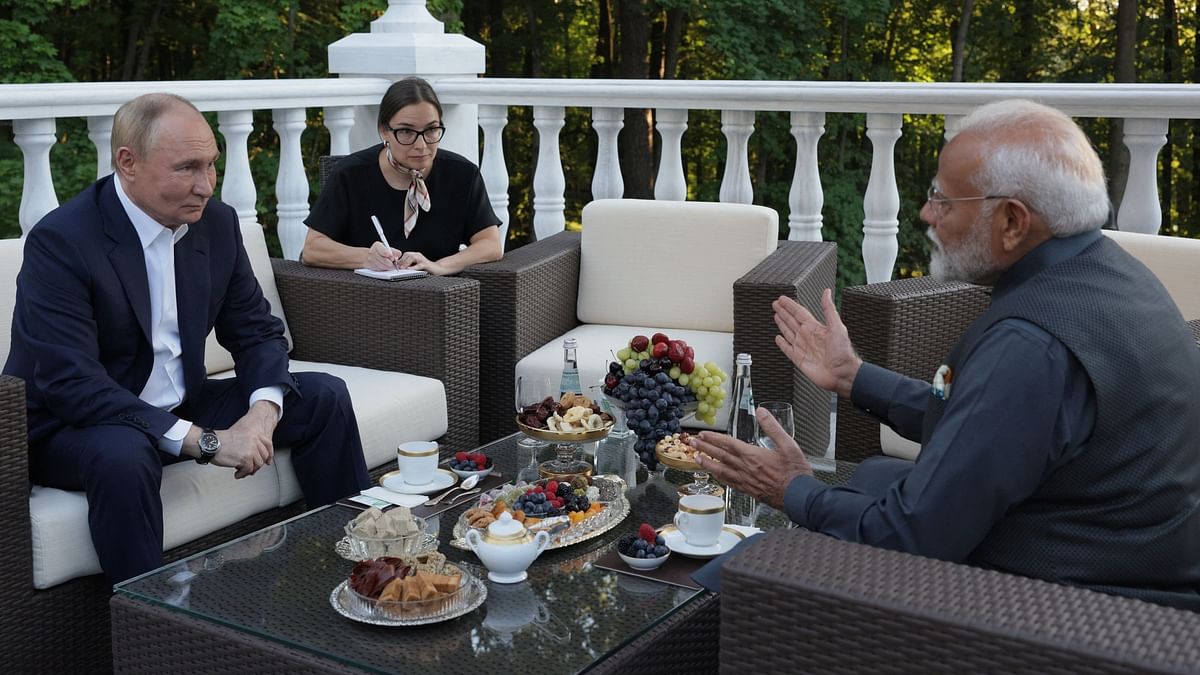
[515,415,614,443]
[654,432,704,471]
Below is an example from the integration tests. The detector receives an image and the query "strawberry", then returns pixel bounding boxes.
[454,451,468,462]
[639,523,657,543]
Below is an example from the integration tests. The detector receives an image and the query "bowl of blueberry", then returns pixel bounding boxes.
[617,523,671,571]
[449,451,493,480]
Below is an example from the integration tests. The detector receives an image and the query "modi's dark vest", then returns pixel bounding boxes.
[921,236,1200,610]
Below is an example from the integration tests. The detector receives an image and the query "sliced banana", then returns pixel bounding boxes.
[585,413,604,430]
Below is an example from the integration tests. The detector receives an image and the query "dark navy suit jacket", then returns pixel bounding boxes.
[3,175,296,448]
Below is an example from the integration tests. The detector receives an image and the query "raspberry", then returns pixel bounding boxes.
[454,451,468,462]
[638,523,657,543]
[546,480,559,495]
[472,453,487,466]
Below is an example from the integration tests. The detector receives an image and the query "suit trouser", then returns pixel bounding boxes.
[30,371,371,585]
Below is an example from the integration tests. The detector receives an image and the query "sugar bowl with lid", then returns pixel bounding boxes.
[465,511,551,583]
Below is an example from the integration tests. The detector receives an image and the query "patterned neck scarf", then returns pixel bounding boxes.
[385,143,432,237]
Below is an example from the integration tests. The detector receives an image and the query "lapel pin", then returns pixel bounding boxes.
[931,364,954,401]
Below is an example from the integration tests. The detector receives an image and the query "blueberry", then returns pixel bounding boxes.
[635,549,647,558]
[656,535,665,545]
[655,545,669,556]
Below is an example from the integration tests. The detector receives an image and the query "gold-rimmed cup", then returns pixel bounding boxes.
[673,493,725,547]
[397,441,439,485]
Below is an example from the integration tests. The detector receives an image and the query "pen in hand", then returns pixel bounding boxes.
[369,215,401,270]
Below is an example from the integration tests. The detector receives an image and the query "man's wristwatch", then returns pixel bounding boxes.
[197,428,220,465]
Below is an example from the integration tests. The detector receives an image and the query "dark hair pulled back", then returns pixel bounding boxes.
[377,76,443,128]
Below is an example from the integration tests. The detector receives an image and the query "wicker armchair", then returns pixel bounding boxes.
[460,232,838,453]
[1,263,479,674]
[721,529,1200,673]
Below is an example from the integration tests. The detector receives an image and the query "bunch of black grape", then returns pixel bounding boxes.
[603,358,697,470]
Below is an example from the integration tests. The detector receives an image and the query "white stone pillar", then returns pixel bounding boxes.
[87,115,114,179]
[273,108,310,260]
[328,0,486,154]
[591,107,624,201]
[217,110,259,229]
[862,113,902,283]
[13,118,59,235]
[719,110,755,205]
[943,114,964,142]
[788,111,825,241]
[532,105,566,240]
[324,106,356,157]
[479,104,511,248]
[1117,117,1168,234]
[654,109,688,201]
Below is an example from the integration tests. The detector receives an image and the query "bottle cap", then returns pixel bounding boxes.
[564,337,578,349]
[736,353,752,365]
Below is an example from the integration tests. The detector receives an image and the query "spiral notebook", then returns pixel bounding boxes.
[354,268,429,281]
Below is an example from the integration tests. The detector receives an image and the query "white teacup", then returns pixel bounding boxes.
[397,441,439,485]
[673,494,725,547]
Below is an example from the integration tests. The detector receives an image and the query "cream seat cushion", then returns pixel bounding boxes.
[577,199,778,331]
[515,324,733,430]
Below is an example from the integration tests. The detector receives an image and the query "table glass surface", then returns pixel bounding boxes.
[115,433,856,674]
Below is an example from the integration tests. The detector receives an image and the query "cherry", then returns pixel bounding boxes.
[630,335,650,352]
[651,332,670,345]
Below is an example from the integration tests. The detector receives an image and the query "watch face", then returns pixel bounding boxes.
[200,431,220,454]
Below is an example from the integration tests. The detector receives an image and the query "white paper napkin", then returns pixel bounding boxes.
[725,524,764,538]
[359,487,427,509]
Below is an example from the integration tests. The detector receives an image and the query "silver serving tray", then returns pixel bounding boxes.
[329,570,487,627]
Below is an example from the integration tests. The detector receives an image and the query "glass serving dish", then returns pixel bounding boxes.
[330,562,487,627]
[341,516,429,560]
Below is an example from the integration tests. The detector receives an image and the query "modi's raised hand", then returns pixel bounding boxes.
[693,406,812,511]
[773,288,862,399]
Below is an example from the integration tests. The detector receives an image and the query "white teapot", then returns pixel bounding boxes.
[465,511,551,583]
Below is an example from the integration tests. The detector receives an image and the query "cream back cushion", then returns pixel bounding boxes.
[203,222,293,374]
[577,199,779,332]
[0,238,23,365]
[1103,230,1200,321]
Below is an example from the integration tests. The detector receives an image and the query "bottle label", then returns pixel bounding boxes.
[559,370,581,398]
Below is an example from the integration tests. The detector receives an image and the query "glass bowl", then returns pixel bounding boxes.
[344,562,468,620]
[343,515,428,559]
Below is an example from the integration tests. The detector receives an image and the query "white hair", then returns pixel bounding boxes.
[956,99,1110,237]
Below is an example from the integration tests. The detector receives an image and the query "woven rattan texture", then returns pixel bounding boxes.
[734,241,837,457]
[1189,318,1200,347]
[589,594,719,675]
[835,278,991,462]
[461,232,582,443]
[272,260,480,454]
[721,530,1200,674]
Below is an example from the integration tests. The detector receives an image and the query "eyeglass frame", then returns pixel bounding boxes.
[387,125,446,146]
[925,184,1011,219]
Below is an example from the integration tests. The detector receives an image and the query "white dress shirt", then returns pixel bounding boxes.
[114,176,282,455]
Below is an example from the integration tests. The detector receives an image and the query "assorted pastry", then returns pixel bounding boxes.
[347,551,463,615]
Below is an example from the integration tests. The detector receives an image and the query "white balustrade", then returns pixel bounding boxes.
[13,118,59,234]
[1117,117,1169,234]
[87,115,114,179]
[654,109,688,201]
[788,111,825,241]
[272,107,310,260]
[719,110,755,205]
[531,105,566,239]
[478,104,511,248]
[862,113,903,283]
[324,106,356,157]
[217,110,259,229]
[943,114,964,142]
[590,107,624,200]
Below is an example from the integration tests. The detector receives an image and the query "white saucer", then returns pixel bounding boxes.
[379,468,458,495]
[657,525,745,559]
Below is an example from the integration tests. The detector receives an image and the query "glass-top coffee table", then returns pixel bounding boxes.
[111,433,856,674]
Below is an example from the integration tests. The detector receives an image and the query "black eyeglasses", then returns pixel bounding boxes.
[388,125,446,145]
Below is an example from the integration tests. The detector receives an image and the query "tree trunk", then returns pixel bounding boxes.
[592,0,614,78]
[523,0,542,77]
[618,0,653,198]
[1108,0,1138,213]
[951,0,976,82]
[662,8,684,79]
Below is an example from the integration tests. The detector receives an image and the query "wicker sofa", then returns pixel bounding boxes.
[721,529,1200,673]
[461,219,838,453]
[0,228,480,673]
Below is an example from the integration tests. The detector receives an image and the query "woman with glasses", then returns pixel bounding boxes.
[301,77,502,274]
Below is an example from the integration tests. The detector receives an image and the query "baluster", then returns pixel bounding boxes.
[788,111,825,241]
[654,108,688,201]
[532,105,566,240]
[273,107,310,260]
[479,104,511,249]
[719,110,755,204]
[324,106,356,157]
[591,107,624,200]
[13,118,59,235]
[1117,117,1168,234]
[862,113,902,283]
[87,115,114,179]
[218,110,259,229]
[943,114,964,142]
